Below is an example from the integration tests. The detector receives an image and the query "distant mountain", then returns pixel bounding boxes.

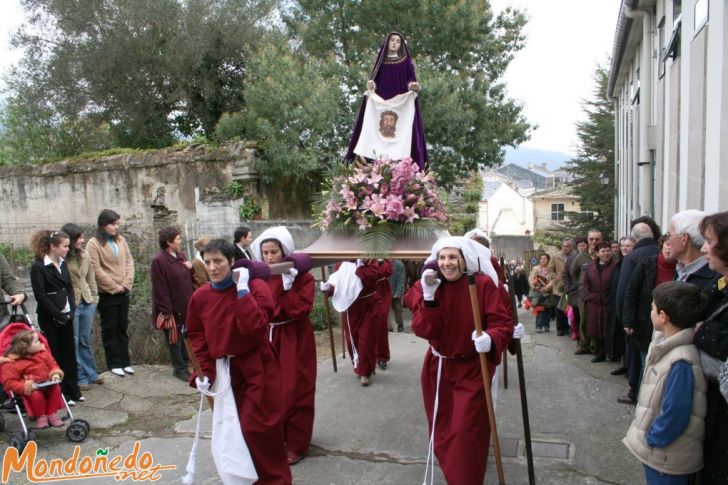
[501,146,574,172]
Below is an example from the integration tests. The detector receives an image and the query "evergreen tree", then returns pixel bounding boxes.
[564,64,615,240]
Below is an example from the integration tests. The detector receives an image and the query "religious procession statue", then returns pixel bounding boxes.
[345,32,428,170]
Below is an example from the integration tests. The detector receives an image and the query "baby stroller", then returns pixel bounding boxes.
[0,298,90,452]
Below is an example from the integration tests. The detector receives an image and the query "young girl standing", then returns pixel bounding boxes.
[29,230,82,404]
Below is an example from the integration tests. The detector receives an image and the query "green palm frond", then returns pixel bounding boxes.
[357,225,396,258]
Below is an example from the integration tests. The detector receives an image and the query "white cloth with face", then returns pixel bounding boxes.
[326,262,364,312]
[250,226,294,261]
[282,268,298,291]
[425,236,499,287]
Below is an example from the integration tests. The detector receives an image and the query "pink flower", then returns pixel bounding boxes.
[403,205,420,224]
[385,195,405,220]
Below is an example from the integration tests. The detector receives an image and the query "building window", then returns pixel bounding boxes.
[658,16,666,78]
[694,0,709,33]
[673,0,682,25]
[551,203,565,221]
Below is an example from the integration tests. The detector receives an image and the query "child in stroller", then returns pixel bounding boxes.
[0,312,90,450]
[1,329,65,428]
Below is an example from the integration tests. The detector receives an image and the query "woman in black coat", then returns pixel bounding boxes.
[29,230,81,403]
[694,212,728,484]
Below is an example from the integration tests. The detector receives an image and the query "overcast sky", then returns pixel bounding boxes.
[490,0,622,155]
[1,1,622,155]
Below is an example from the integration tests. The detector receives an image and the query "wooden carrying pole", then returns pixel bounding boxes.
[320,266,338,372]
[183,336,214,410]
[467,274,505,485]
[506,271,535,485]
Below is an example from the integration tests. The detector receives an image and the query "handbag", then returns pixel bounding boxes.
[0,303,33,332]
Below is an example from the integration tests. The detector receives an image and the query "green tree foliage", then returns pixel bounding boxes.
[216,35,343,184]
[445,171,483,235]
[216,0,531,187]
[564,65,615,240]
[1,0,275,162]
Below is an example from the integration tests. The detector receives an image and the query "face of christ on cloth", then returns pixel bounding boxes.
[379,110,398,139]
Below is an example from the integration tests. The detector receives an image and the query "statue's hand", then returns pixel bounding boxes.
[408,81,420,92]
[366,80,376,92]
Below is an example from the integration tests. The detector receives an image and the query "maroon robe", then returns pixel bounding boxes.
[335,260,380,377]
[186,279,291,485]
[404,274,513,485]
[266,271,317,457]
[583,260,616,339]
[374,260,394,363]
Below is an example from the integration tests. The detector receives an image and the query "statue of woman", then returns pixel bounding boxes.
[345,32,428,170]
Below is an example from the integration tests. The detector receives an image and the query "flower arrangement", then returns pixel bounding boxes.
[314,157,447,255]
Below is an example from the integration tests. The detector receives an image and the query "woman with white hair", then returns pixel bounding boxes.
[404,237,513,485]
[251,227,316,466]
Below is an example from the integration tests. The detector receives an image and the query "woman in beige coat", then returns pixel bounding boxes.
[86,210,135,378]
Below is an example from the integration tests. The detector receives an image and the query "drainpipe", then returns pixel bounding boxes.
[624,3,655,217]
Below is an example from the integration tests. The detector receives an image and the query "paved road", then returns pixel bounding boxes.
[1,308,642,484]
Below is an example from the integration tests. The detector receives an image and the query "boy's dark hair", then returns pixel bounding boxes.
[203,239,235,263]
[233,226,251,244]
[575,236,588,245]
[652,281,706,329]
[596,242,612,251]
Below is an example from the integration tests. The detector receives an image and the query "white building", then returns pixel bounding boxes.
[609,0,728,235]
[477,181,534,237]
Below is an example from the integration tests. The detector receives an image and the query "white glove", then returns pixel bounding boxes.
[195,376,210,392]
[233,267,250,294]
[503,283,509,293]
[356,259,364,267]
[320,281,331,292]
[513,322,525,340]
[472,330,492,353]
[282,268,298,291]
[421,269,441,301]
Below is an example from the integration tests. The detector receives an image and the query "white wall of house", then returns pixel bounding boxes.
[610,0,728,236]
[477,183,534,236]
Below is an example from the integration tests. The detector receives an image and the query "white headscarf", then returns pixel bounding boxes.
[250,226,295,261]
[425,236,499,287]
[463,228,488,241]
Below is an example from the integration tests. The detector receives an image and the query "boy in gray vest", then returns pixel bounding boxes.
[623,281,707,484]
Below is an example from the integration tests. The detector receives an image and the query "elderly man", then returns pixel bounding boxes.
[548,238,574,336]
[615,219,659,404]
[667,210,717,290]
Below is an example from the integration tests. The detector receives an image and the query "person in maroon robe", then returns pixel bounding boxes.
[345,31,428,169]
[251,226,317,466]
[186,239,291,485]
[404,237,513,485]
[374,259,393,370]
[322,259,380,386]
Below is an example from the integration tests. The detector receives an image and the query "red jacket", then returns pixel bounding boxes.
[1,345,63,396]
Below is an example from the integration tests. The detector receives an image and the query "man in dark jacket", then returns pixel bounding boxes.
[615,220,659,404]
[667,210,717,290]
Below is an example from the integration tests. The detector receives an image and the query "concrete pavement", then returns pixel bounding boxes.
[1,308,643,484]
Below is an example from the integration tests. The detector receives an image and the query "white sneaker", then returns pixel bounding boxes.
[123,367,135,375]
[111,368,125,377]
[78,396,86,402]
[67,400,76,406]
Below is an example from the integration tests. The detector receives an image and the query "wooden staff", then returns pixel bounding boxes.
[182,334,214,410]
[341,313,347,360]
[500,257,509,390]
[506,270,535,485]
[320,266,338,372]
[467,274,505,485]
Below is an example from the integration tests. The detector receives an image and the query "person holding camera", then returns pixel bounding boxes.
[29,229,82,405]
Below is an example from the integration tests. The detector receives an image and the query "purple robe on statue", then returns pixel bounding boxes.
[345,32,428,170]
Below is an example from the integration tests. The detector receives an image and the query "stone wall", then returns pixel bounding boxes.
[0,141,316,253]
